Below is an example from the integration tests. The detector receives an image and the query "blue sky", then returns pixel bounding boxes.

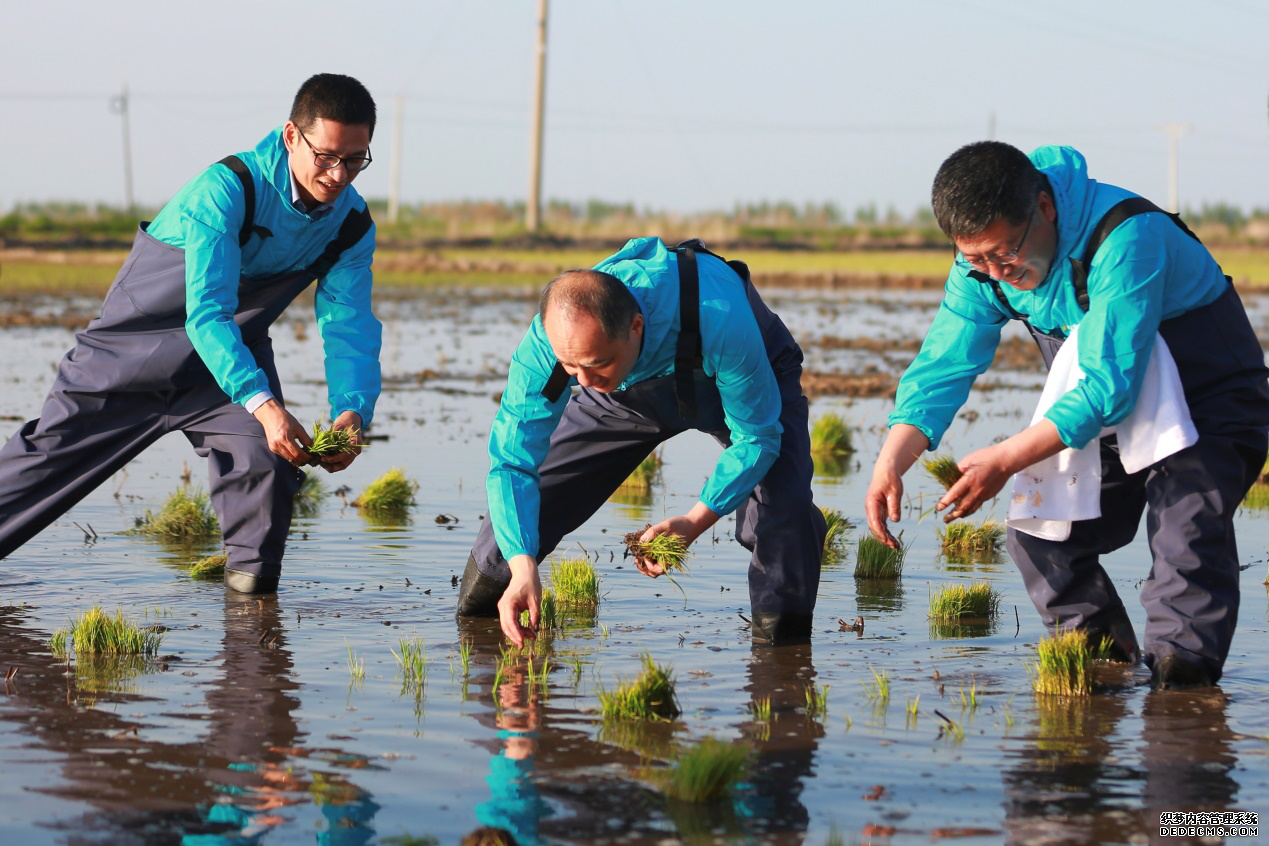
[2,0,1266,215]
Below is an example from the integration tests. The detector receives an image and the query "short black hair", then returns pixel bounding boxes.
[540,269,640,340]
[290,74,377,139]
[931,141,1044,238]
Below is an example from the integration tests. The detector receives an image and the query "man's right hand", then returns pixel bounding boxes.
[865,469,905,549]
[499,554,541,647]
[252,399,314,466]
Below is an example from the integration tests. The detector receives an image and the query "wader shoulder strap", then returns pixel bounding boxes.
[673,243,704,419]
[217,155,272,248]
[1069,197,1202,312]
[305,205,374,280]
[542,361,570,403]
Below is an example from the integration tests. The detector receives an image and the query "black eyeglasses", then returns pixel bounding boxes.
[296,127,372,172]
[956,206,1035,271]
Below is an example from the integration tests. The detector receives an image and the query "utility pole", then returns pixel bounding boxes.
[1158,123,1193,213]
[526,0,548,233]
[388,94,404,225]
[109,84,135,213]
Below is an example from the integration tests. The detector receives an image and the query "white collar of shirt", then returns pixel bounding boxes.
[287,155,335,219]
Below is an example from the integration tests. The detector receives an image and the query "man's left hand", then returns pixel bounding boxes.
[319,410,364,473]
[935,444,1012,521]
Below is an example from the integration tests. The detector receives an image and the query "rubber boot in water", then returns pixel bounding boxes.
[750,611,813,645]
[225,568,280,595]
[456,554,506,617]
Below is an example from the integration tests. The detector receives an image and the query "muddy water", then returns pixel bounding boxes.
[1,285,1267,846]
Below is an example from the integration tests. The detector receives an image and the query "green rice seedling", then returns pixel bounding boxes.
[905,695,921,729]
[748,696,772,723]
[861,666,890,704]
[617,451,664,494]
[820,507,852,568]
[929,581,1002,621]
[130,486,220,540]
[843,713,853,731]
[810,412,854,457]
[550,557,600,607]
[804,682,830,719]
[923,453,963,490]
[392,637,428,687]
[854,536,905,580]
[1242,482,1269,512]
[352,468,419,513]
[51,606,164,656]
[518,587,559,634]
[960,679,981,713]
[293,470,326,516]
[306,419,360,459]
[346,640,365,684]
[597,651,681,721]
[623,526,690,573]
[939,520,1005,560]
[935,710,966,742]
[657,737,750,802]
[188,551,227,581]
[824,823,847,846]
[1030,628,1113,697]
[458,637,473,677]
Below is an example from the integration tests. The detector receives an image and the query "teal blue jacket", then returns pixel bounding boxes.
[890,146,1227,450]
[487,237,782,561]
[146,128,382,425]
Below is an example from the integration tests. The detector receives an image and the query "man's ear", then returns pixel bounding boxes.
[1038,190,1057,223]
[282,120,298,152]
[630,312,644,337]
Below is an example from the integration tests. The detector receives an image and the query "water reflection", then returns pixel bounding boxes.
[0,597,382,844]
[1002,688,1242,844]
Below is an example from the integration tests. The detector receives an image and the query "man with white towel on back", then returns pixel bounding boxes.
[865,141,1269,689]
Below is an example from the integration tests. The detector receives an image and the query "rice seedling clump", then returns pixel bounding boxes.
[657,737,750,802]
[929,581,1001,621]
[550,557,600,607]
[623,525,690,573]
[49,606,164,656]
[810,412,854,457]
[293,470,326,516]
[855,536,905,580]
[939,519,1005,560]
[821,507,852,567]
[188,551,227,580]
[519,587,559,633]
[618,452,664,494]
[306,420,360,460]
[353,467,419,512]
[130,486,220,540]
[1242,481,1269,512]
[1030,628,1113,697]
[597,651,681,721]
[923,454,963,490]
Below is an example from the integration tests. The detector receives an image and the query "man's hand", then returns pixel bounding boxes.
[936,420,1067,521]
[253,399,313,466]
[865,467,905,549]
[319,410,364,473]
[634,502,719,578]
[498,554,541,647]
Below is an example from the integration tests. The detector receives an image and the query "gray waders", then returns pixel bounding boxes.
[975,200,1269,684]
[0,156,372,589]
[460,242,826,644]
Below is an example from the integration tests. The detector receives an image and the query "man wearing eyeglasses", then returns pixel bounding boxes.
[0,73,382,595]
[865,141,1269,688]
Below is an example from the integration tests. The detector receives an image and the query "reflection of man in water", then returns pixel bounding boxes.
[866,141,1269,688]
[473,664,551,846]
[457,237,825,647]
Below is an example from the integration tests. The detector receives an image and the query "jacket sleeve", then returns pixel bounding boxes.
[315,215,382,426]
[486,320,571,560]
[888,271,1006,449]
[697,293,783,515]
[182,170,272,406]
[1043,215,1169,448]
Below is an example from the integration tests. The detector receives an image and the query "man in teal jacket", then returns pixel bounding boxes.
[866,141,1268,687]
[0,73,382,594]
[458,237,825,646]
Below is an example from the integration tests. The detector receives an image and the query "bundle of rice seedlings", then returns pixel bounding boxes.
[929,581,1001,621]
[49,606,164,656]
[623,526,690,573]
[293,470,326,516]
[618,452,664,495]
[923,454,963,490]
[597,651,681,720]
[810,412,854,457]
[855,536,905,580]
[939,519,1005,559]
[821,507,852,567]
[352,467,418,512]
[1030,628,1113,697]
[657,737,750,802]
[1242,482,1269,512]
[550,557,600,607]
[130,486,220,540]
[307,420,360,459]
[188,551,227,581]
[519,587,559,634]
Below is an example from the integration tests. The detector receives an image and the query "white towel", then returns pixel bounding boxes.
[1007,325,1197,541]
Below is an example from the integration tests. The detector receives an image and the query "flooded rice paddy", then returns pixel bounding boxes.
[1,283,1268,845]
